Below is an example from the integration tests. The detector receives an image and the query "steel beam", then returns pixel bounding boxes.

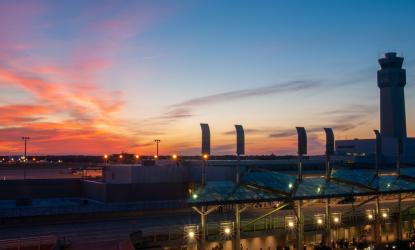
[202,160,207,186]
[243,203,289,228]
[325,154,331,181]
[236,154,240,184]
[298,154,303,181]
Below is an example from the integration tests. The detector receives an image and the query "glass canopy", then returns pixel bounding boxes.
[188,168,415,206]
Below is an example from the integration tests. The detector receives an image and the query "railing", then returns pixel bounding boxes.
[0,235,58,250]
[134,207,415,248]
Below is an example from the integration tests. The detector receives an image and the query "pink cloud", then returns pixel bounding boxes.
[0,1,184,155]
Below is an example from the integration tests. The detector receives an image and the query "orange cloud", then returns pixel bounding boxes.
[0,1,183,155]
[0,104,50,124]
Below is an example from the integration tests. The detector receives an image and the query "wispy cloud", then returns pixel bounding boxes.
[170,80,320,108]
[158,80,322,123]
[222,128,274,135]
[268,104,377,139]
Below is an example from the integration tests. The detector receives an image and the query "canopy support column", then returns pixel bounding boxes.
[325,198,331,246]
[235,204,241,250]
[200,206,206,250]
[396,138,403,241]
[297,200,304,250]
[397,193,403,241]
[375,196,381,245]
[192,205,220,250]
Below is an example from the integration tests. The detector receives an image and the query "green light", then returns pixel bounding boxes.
[317,187,321,193]
[387,183,391,188]
[192,194,198,199]
[288,183,293,189]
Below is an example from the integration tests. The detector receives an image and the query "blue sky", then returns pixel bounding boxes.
[0,0,414,155]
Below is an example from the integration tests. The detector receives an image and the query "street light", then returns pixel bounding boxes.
[366,209,375,221]
[380,208,389,219]
[21,136,30,159]
[314,214,325,226]
[184,224,198,242]
[285,216,296,230]
[154,139,161,157]
[135,154,140,159]
[220,221,233,238]
[332,213,341,225]
[172,154,177,160]
[203,154,209,160]
[188,231,195,239]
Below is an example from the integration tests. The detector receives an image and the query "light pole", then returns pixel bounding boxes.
[21,136,30,159]
[154,139,161,157]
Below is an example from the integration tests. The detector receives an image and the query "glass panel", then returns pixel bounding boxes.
[295,178,368,198]
[400,168,415,178]
[331,168,377,189]
[188,181,284,204]
[242,171,297,194]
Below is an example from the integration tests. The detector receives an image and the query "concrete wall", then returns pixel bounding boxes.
[0,179,81,200]
[81,179,188,202]
[188,164,235,182]
[82,180,106,202]
[104,165,133,184]
[131,165,189,183]
[103,164,236,184]
[105,183,188,202]
[0,178,189,203]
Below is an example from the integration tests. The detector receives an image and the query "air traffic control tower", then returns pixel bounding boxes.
[378,52,407,138]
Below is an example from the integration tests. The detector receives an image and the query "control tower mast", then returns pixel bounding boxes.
[377,52,407,138]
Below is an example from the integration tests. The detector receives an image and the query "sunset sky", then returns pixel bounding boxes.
[0,1,415,156]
